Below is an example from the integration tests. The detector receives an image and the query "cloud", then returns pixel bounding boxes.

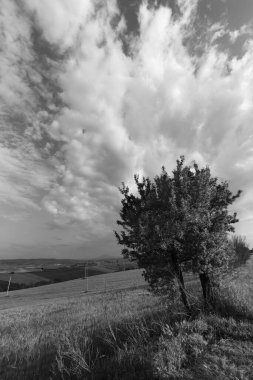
[0,0,65,218]
[41,0,253,244]
[22,0,93,49]
[1,0,253,248]
[0,141,54,211]
[0,0,32,110]
[229,23,253,44]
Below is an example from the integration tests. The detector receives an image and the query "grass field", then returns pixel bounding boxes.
[0,269,145,310]
[0,270,153,380]
[31,265,114,281]
[0,260,253,379]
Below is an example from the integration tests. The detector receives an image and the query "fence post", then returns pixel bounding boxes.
[6,275,12,297]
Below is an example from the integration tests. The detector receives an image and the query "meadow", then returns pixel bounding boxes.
[0,261,253,379]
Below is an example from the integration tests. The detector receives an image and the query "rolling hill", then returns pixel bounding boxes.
[0,268,145,311]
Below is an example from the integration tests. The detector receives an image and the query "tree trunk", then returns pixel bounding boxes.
[171,252,190,313]
[177,269,191,314]
[199,273,212,308]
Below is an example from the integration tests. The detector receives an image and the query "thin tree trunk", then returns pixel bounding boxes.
[177,273,191,314]
[199,273,212,308]
[171,252,190,313]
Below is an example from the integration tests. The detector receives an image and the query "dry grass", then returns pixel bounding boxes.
[154,315,253,379]
[0,260,253,379]
[0,286,161,379]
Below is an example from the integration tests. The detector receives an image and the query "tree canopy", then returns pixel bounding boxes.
[115,157,242,310]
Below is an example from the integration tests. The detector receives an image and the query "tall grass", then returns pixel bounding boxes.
[53,269,253,379]
[0,289,161,379]
[1,259,253,379]
[212,279,253,320]
[52,279,253,380]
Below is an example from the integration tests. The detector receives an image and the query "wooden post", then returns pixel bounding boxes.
[84,265,88,292]
[6,275,11,297]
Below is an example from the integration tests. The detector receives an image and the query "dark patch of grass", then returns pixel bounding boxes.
[53,308,176,380]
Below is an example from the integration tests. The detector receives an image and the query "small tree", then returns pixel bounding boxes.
[179,161,241,306]
[115,163,192,311]
[115,157,241,310]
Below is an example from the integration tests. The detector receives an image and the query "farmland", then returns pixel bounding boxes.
[0,272,51,285]
[0,258,138,292]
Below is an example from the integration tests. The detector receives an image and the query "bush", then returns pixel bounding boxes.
[231,235,251,267]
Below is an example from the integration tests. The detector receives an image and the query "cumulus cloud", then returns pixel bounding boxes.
[1,0,253,248]
[38,0,253,244]
[22,0,93,49]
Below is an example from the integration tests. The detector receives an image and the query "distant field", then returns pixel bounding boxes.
[30,265,113,281]
[0,257,137,274]
[0,272,51,284]
[0,269,145,310]
[0,258,138,292]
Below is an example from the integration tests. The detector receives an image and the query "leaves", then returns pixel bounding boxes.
[115,156,242,298]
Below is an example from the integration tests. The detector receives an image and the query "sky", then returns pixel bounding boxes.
[0,0,253,259]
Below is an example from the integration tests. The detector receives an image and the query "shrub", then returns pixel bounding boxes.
[231,235,251,267]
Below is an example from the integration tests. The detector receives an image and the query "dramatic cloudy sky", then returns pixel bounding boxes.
[1,0,253,259]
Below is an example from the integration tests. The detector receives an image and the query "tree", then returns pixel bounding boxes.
[177,160,241,306]
[115,157,241,310]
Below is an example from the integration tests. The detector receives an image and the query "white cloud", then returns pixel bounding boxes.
[1,0,253,247]
[209,22,228,44]
[229,23,253,44]
[42,0,253,244]
[23,0,95,49]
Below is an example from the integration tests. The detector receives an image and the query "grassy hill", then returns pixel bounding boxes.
[0,260,253,379]
[0,269,145,311]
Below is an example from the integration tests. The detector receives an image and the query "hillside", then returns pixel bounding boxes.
[0,258,138,292]
[0,269,145,311]
[0,259,252,379]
